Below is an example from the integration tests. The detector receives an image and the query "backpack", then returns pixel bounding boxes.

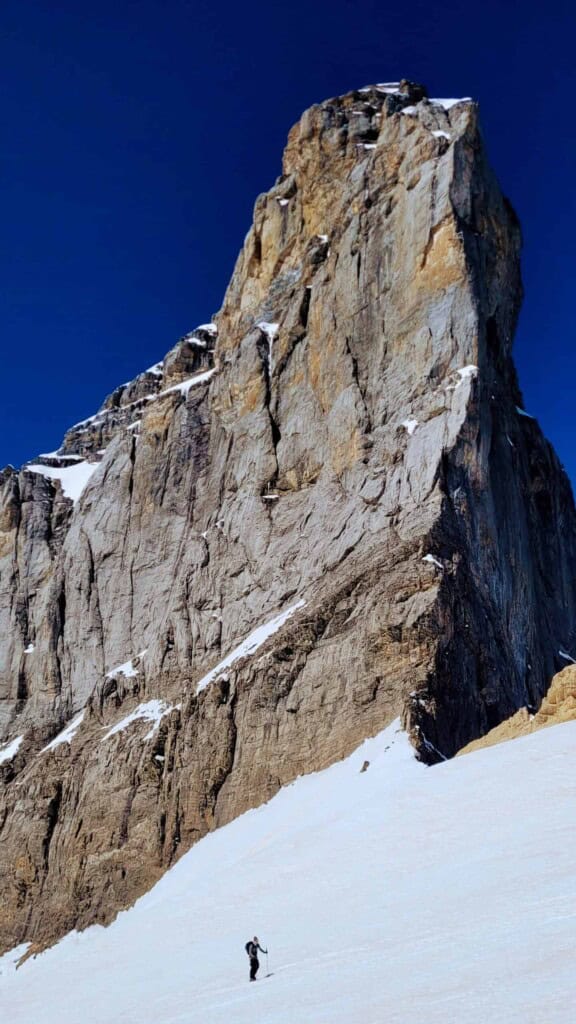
[245,941,253,956]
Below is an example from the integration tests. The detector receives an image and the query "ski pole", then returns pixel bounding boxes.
[266,950,269,975]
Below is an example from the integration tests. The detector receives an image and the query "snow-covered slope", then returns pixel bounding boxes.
[1,721,575,1023]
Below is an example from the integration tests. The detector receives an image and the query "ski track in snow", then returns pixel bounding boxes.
[1,719,575,1023]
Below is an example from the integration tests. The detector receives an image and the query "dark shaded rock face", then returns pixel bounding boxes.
[1,82,575,953]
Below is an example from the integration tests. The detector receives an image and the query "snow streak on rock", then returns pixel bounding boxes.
[196,600,305,693]
[42,712,85,753]
[105,651,148,680]
[0,736,23,765]
[102,700,178,742]
[160,368,216,397]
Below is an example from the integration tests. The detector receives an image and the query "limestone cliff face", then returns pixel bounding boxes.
[1,80,575,953]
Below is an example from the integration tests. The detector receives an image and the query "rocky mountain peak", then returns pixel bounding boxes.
[1,80,575,955]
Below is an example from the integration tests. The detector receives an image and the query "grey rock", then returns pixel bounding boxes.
[0,82,575,953]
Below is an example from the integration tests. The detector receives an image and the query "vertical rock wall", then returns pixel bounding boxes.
[1,81,575,953]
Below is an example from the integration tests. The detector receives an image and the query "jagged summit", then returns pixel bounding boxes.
[1,81,575,954]
[13,80,472,485]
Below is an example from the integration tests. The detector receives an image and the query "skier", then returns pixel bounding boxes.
[245,935,267,981]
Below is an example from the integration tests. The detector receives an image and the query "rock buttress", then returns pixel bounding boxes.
[1,81,575,952]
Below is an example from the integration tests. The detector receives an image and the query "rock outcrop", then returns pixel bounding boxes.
[458,664,576,754]
[1,79,575,953]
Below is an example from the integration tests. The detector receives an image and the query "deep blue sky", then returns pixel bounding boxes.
[2,0,575,482]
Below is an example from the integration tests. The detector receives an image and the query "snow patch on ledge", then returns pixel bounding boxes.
[445,365,478,391]
[402,419,419,436]
[106,650,148,680]
[359,83,400,95]
[25,461,100,504]
[102,700,179,742]
[0,735,23,765]
[516,406,535,420]
[457,365,478,381]
[559,650,576,665]
[160,368,216,398]
[430,97,472,110]
[257,322,279,377]
[42,712,85,753]
[39,452,82,461]
[24,643,35,654]
[196,600,306,694]
[257,321,279,340]
[423,554,443,570]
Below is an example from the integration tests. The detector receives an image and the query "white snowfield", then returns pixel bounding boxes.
[1,720,575,1023]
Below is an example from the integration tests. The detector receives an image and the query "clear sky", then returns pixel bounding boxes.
[2,0,575,484]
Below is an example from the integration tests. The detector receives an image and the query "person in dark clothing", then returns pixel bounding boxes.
[245,935,267,981]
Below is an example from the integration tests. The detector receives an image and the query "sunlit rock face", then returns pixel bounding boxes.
[458,665,576,754]
[1,79,575,953]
